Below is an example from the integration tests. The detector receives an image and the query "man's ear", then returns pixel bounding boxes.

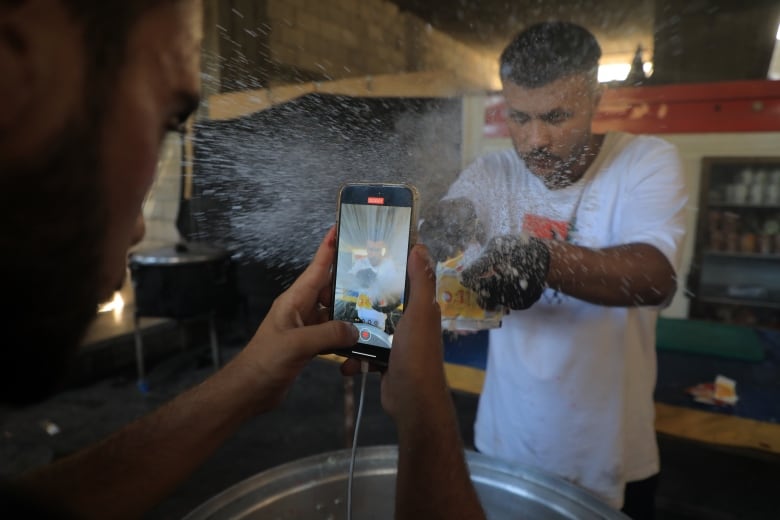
[0,12,34,131]
[591,82,605,110]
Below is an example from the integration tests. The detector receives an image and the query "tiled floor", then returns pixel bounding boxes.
[1,308,779,519]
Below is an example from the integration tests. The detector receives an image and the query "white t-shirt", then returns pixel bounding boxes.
[349,256,403,307]
[446,132,688,508]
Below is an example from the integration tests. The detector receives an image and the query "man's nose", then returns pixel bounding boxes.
[526,120,552,150]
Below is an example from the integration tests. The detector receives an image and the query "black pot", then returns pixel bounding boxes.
[129,242,235,319]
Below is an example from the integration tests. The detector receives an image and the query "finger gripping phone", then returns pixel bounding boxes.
[330,183,418,365]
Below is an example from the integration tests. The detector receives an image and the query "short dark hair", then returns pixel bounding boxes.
[500,21,601,88]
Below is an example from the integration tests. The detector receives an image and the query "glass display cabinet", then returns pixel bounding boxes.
[688,157,780,328]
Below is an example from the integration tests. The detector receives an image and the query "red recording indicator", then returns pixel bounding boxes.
[367,196,385,205]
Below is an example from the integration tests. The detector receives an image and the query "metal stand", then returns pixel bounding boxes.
[133,314,148,393]
[133,311,221,393]
[209,312,221,369]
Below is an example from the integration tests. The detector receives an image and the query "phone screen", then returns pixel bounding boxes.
[331,184,416,364]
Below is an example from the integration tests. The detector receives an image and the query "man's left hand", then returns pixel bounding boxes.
[238,227,358,413]
[460,235,550,311]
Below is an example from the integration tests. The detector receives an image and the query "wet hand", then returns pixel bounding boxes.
[460,235,550,311]
[355,268,376,288]
[419,198,485,263]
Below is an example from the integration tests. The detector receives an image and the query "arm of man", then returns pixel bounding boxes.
[16,228,359,520]
[463,236,681,310]
[463,139,688,311]
[548,139,688,307]
[545,241,676,306]
[344,245,486,520]
[389,246,484,520]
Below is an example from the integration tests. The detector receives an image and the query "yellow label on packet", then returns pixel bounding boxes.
[436,252,503,331]
[356,293,372,309]
[438,272,486,320]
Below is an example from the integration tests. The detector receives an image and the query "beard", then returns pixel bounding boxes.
[0,115,107,406]
[519,137,593,190]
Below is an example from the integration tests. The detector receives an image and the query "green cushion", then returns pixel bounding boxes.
[656,318,765,362]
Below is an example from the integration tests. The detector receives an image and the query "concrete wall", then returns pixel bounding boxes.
[145,1,500,253]
[265,0,498,90]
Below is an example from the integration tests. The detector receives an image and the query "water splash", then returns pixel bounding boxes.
[186,94,462,274]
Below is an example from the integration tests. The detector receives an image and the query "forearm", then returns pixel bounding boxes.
[545,241,677,306]
[16,356,260,519]
[16,226,359,519]
[394,393,485,520]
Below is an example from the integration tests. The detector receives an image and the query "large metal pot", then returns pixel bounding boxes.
[129,242,234,319]
[184,446,627,519]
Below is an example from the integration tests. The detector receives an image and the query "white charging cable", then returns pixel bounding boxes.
[347,360,369,520]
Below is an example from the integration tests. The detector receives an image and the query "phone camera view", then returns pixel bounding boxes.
[334,202,412,351]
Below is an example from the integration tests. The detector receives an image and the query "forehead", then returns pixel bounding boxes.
[125,1,203,94]
[502,74,595,113]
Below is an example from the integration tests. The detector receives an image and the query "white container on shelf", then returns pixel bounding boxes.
[749,183,764,205]
[767,184,780,205]
[731,183,748,204]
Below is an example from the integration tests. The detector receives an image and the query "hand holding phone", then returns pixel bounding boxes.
[330,183,418,365]
[240,227,359,413]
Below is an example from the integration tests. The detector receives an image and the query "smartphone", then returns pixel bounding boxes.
[330,183,418,365]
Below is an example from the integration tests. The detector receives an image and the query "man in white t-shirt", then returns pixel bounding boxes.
[347,239,404,332]
[350,239,404,307]
[421,21,687,519]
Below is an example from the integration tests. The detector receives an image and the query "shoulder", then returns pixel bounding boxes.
[459,149,523,181]
[349,257,369,270]
[607,132,679,162]
[595,134,687,207]
[474,148,521,168]
[379,259,400,273]
[598,132,682,180]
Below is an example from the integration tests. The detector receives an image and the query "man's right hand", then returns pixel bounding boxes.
[342,244,487,520]
[380,244,448,424]
[340,244,448,420]
[460,234,550,311]
[419,198,485,263]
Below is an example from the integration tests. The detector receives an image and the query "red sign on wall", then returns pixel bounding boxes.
[484,80,780,137]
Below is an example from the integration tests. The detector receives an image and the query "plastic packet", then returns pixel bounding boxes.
[436,245,503,331]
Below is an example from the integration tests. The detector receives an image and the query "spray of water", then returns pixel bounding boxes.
[187,94,462,277]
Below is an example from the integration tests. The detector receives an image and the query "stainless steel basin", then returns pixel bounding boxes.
[184,446,627,519]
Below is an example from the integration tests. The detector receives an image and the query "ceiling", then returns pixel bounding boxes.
[390,0,653,57]
[389,0,780,84]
